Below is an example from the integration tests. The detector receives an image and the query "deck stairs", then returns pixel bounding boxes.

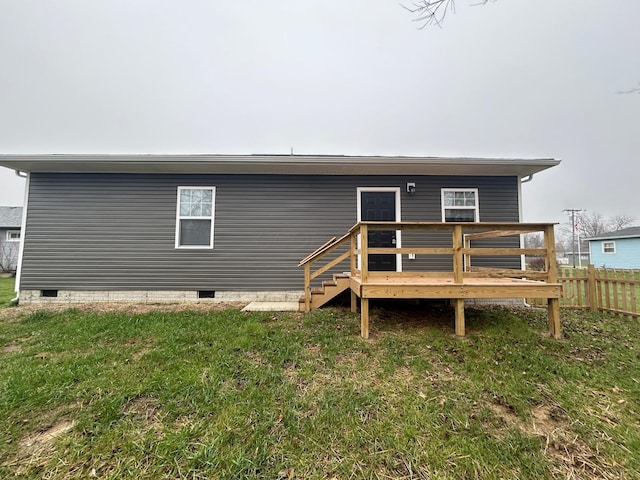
[298,273,350,311]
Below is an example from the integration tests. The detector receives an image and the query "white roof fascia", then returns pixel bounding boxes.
[587,234,640,241]
[0,154,561,177]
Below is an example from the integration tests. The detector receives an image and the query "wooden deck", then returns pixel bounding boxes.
[349,273,562,339]
[299,222,563,340]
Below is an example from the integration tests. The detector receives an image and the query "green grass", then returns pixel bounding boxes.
[0,304,638,479]
[0,276,15,306]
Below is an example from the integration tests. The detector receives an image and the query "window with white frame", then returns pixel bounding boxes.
[175,187,216,248]
[602,241,616,254]
[6,230,20,242]
[441,189,479,222]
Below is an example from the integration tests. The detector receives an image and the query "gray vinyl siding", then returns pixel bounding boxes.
[20,173,520,291]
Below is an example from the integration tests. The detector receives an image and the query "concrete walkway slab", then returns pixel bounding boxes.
[241,302,299,312]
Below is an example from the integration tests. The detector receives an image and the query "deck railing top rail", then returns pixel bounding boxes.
[349,221,557,233]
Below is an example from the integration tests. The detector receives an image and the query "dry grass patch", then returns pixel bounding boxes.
[3,420,75,473]
[122,396,164,432]
[483,397,621,479]
[2,342,22,353]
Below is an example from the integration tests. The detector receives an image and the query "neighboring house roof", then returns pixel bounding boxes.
[586,226,640,241]
[0,206,23,228]
[0,154,560,177]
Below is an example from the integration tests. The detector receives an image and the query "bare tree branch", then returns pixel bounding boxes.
[402,0,489,29]
[609,214,635,231]
[618,84,640,95]
[574,212,635,239]
[404,2,639,95]
[0,242,19,273]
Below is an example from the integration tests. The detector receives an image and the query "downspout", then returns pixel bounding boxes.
[11,170,30,304]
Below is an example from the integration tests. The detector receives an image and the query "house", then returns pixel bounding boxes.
[0,154,560,304]
[562,250,591,267]
[0,206,23,274]
[587,226,640,269]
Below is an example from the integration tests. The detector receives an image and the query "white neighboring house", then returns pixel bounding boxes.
[0,206,23,274]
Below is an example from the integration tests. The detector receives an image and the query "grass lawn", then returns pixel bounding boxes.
[0,276,15,306]
[0,302,638,479]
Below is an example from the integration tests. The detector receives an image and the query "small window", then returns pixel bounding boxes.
[175,187,216,249]
[441,189,479,222]
[602,241,616,254]
[6,230,20,242]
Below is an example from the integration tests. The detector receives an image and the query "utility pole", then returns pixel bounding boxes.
[563,209,584,268]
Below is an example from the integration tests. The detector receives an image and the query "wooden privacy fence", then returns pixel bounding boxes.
[529,265,640,317]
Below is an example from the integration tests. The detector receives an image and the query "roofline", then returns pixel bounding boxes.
[0,154,561,177]
[587,234,640,241]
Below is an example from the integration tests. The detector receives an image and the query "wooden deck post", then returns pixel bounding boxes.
[361,298,369,339]
[350,230,357,275]
[360,224,369,336]
[452,225,464,284]
[548,298,561,339]
[304,263,311,313]
[454,298,465,337]
[453,226,466,337]
[545,225,561,338]
[361,223,369,283]
[350,230,358,313]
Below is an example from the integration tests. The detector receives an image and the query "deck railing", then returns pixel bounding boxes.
[299,222,559,311]
[529,265,640,318]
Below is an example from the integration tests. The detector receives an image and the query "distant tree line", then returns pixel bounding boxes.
[523,212,636,262]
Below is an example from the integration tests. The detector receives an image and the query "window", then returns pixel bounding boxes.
[441,189,479,222]
[602,241,616,254]
[6,230,20,242]
[175,187,216,248]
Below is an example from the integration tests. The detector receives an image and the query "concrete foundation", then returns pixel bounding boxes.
[18,289,303,304]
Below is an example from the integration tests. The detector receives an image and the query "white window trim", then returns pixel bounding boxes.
[356,187,402,272]
[441,188,480,222]
[602,241,616,254]
[175,186,216,249]
[6,230,20,242]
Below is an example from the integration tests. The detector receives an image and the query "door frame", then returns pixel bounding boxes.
[356,187,402,272]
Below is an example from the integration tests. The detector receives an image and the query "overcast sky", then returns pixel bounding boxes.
[0,0,638,226]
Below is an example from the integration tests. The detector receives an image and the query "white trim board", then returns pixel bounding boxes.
[15,173,30,294]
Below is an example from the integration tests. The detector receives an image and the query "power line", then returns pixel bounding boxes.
[563,209,584,268]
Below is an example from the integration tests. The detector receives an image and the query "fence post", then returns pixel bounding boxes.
[587,264,597,311]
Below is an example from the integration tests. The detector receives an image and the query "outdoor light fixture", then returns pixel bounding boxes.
[406,182,416,195]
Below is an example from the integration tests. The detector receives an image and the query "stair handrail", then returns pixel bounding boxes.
[299,231,353,312]
[298,232,351,267]
[298,236,337,267]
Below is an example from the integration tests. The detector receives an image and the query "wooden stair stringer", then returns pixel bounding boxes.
[299,273,351,311]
